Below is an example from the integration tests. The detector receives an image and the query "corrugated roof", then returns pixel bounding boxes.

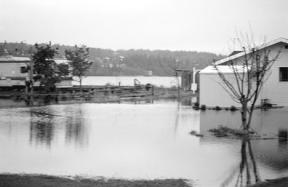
[215,37,288,65]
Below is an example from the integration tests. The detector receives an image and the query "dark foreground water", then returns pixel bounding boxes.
[0,100,288,187]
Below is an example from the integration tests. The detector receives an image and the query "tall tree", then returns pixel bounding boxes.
[65,46,93,93]
[214,38,281,132]
[32,43,69,93]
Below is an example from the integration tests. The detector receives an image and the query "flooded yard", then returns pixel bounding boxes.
[1,100,288,186]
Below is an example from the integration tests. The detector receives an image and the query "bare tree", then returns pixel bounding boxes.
[214,38,281,131]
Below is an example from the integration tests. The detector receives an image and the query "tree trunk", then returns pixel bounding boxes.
[176,72,180,100]
[241,101,248,131]
[79,77,82,96]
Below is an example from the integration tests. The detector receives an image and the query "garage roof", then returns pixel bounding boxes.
[215,37,288,65]
[200,65,248,74]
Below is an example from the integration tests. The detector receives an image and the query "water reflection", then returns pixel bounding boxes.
[28,106,88,148]
[200,108,288,185]
[173,101,180,135]
[180,97,193,106]
[29,108,55,147]
[221,138,260,187]
[278,129,288,148]
[2,102,288,186]
[199,109,288,137]
[65,106,88,146]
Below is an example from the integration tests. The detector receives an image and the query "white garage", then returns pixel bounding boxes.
[199,38,288,107]
[199,65,243,107]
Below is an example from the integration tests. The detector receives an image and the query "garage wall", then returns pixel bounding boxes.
[260,45,288,106]
[199,73,241,107]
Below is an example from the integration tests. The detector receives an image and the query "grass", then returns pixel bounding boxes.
[0,174,191,187]
[249,177,288,187]
[208,125,258,138]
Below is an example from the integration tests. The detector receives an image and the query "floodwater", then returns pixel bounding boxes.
[0,100,288,187]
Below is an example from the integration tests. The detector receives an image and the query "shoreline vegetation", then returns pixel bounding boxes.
[1,173,288,187]
[207,125,281,140]
[0,174,191,187]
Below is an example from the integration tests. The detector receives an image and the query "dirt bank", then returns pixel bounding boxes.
[0,174,191,187]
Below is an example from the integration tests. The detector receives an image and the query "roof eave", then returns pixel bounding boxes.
[215,38,288,65]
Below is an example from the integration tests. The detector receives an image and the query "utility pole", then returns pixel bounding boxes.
[29,59,34,105]
[176,71,180,99]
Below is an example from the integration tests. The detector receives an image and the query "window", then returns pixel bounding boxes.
[20,66,27,73]
[279,67,288,81]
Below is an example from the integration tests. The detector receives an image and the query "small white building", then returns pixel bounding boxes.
[0,55,30,87]
[0,54,73,88]
[199,38,288,107]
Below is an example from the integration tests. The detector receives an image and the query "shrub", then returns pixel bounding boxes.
[200,105,206,110]
[192,102,200,110]
[215,106,222,110]
[230,105,238,111]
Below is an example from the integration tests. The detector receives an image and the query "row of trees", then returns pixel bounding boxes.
[31,43,92,93]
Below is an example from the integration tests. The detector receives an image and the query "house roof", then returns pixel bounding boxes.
[215,37,288,65]
[0,56,70,64]
[228,50,242,56]
[0,55,30,62]
[200,65,248,74]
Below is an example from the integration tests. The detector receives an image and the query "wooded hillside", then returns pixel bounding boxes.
[0,42,225,76]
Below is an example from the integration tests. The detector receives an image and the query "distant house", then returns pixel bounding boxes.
[199,38,288,107]
[0,53,30,88]
[0,52,72,89]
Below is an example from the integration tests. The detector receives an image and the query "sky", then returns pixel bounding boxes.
[0,0,287,54]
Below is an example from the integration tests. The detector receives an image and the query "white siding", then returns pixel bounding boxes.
[199,73,241,107]
[260,45,288,105]
[0,63,28,77]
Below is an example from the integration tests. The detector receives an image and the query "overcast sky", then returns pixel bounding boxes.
[0,0,287,54]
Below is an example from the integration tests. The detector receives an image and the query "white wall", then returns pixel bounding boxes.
[260,44,288,105]
[0,62,28,78]
[199,73,241,107]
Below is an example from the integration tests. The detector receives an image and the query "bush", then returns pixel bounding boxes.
[215,106,222,110]
[209,125,256,138]
[192,102,200,110]
[200,105,206,110]
[230,105,238,111]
